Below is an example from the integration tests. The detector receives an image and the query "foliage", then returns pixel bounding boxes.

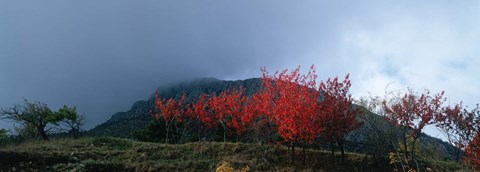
[0,99,59,140]
[152,92,186,144]
[55,105,85,139]
[436,103,480,162]
[319,73,362,163]
[0,100,85,141]
[0,129,9,147]
[87,75,466,169]
[383,89,446,168]
[465,132,480,170]
[208,87,248,142]
[258,65,324,165]
[260,65,322,145]
[131,120,166,142]
[89,78,262,138]
[148,65,362,166]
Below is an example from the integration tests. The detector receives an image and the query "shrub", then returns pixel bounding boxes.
[0,128,9,147]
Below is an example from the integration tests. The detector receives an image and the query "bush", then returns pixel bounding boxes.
[0,129,10,147]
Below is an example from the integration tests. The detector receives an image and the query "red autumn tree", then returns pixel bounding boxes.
[242,88,276,143]
[438,104,480,162]
[152,91,186,144]
[319,74,362,164]
[456,105,480,154]
[207,91,230,142]
[435,102,465,161]
[207,87,248,142]
[189,94,217,129]
[466,132,480,170]
[186,88,250,142]
[185,93,215,141]
[222,87,250,138]
[261,65,323,165]
[383,89,445,165]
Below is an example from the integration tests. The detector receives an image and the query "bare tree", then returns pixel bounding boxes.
[356,95,405,172]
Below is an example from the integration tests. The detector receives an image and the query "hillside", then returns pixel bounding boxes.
[0,137,463,171]
[87,78,262,137]
[87,78,457,160]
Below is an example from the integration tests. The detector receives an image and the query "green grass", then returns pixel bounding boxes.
[0,137,469,171]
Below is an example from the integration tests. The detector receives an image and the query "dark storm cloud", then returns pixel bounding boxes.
[1,0,479,133]
[0,1,344,129]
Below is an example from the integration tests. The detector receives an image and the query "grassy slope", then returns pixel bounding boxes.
[0,137,466,172]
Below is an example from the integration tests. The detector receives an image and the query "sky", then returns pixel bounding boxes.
[1,1,479,139]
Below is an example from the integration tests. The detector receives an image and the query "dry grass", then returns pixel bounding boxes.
[0,137,463,171]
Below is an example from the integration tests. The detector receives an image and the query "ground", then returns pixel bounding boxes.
[0,137,466,171]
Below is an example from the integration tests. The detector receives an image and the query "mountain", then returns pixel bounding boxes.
[87,78,262,137]
[87,77,456,159]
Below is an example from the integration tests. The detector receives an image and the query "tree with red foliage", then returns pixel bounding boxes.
[383,89,445,166]
[189,94,216,129]
[456,105,480,153]
[439,104,480,165]
[186,88,250,142]
[466,132,480,170]
[222,87,250,139]
[207,88,248,142]
[319,74,362,164]
[260,65,323,165]
[435,102,466,162]
[206,93,227,141]
[186,93,211,141]
[242,88,276,143]
[152,91,186,144]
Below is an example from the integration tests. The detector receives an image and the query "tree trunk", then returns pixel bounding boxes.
[403,127,409,163]
[338,140,346,164]
[165,127,169,145]
[182,123,190,144]
[414,159,420,172]
[197,121,201,141]
[174,123,182,144]
[220,121,226,142]
[411,138,417,164]
[38,125,48,140]
[223,126,226,142]
[204,128,207,141]
[72,128,79,139]
[291,141,295,166]
[456,147,461,162]
[390,140,406,172]
[331,142,335,169]
[165,118,176,144]
[302,144,307,167]
[173,124,178,144]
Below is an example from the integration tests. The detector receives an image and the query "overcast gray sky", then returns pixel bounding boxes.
[1,1,479,138]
